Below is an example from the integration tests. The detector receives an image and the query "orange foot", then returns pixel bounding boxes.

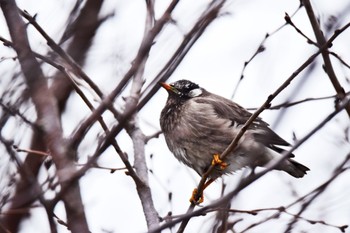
[211,154,228,170]
[190,188,203,205]
[189,155,227,204]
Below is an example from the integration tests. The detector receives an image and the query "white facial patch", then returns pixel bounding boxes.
[188,88,202,97]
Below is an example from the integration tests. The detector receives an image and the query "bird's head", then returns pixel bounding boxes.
[159,79,203,100]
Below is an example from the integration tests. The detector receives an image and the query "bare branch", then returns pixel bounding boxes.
[70,0,180,149]
[0,98,35,127]
[0,1,89,232]
[284,12,317,45]
[120,0,159,228]
[302,0,350,117]
[231,4,303,99]
[18,8,105,100]
[329,51,350,69]
[246,91,350,111]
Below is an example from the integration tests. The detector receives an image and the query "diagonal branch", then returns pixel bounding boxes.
[302,0,350,117]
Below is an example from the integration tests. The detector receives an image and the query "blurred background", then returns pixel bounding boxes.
[1,0,350,232]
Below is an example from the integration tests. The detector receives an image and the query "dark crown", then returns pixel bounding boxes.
[170,79,199,96]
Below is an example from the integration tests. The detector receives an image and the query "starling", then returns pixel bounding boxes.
[159,79,309,180]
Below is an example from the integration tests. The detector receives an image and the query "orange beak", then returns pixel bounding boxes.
[159,82,180,95]
[159,82,172,91]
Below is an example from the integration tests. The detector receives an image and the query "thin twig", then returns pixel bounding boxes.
[231,4,303,99]
[18,9,105,100]
[69,0,180,149]
[241,152,350,233]
[284,12,317,45]
[0,98,35,126]
[329,51,350,69]
[246,91,350,111]
[302,0,350,117]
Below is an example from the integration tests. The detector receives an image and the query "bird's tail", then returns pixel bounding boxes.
[280,159,310,178]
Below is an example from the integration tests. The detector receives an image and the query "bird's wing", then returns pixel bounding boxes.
[194,93,291,147]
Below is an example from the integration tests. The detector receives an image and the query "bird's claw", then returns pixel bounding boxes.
[212,154,228,170]
[190,188,204,204]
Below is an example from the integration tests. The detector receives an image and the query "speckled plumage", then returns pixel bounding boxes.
[160,80,309,179]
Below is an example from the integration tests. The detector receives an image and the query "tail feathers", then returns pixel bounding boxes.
[281,159,310,178]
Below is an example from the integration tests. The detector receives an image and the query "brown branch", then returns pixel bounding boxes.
[0,135,57,233]
[329,51,350,69]
[9,3,133,220]
[10,38,126,164]
[284,12,317,45]
[0,1,89,232]
[1,1,107,231]
[18,8,105,101]
[302,0,350,117]
[75,163,127,173]
[1,32,131,181]
[0,97,35,126]
[139,0,233,111]
[12,145,49,157]
[145,131,162,143]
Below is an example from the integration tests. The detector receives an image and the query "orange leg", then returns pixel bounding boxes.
[190,154,227,204]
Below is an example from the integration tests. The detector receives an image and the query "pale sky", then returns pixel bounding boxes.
[1,0,350,232]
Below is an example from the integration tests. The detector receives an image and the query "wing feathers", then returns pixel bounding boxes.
[194,93,291,147]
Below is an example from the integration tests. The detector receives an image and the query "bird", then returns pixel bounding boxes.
[159,79,309,194]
